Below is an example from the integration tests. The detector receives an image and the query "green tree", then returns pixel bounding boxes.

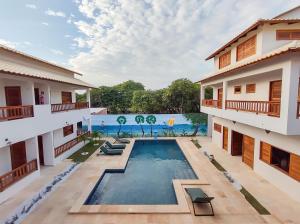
[204,86,213,99]
[116,116,127,136]
[76,93,87,102]
[184,113,207,136]
[146,115,157,136]
[135,115,145,136]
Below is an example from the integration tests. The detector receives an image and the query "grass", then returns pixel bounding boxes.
[210,159,226,172]
[191,139,201,149]
[68,140,105,163]
[240,187,270,215]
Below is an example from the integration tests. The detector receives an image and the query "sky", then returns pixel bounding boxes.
[0,0,299,89]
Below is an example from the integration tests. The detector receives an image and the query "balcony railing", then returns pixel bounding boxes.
[54,131,90,158]
[0,105,34,121]
[51,102,89,113]
[226,100,281,117]
[0,159,38,192]
[202,99,222,108]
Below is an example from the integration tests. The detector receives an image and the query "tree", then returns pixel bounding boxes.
[76,93,86,102]
[116,116,127,136]
[184,113,207,136]
[146,115,157,137]
[204,86,213,99]
[135,115,145,136]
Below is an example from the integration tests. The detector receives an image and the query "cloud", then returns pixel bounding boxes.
[41,22,49,26]
[0,39,17,48]
[25,4,37,9]
[64,34,72,38]
[45,9,66,17]
[69,0,300,89]
[50,49,64,55]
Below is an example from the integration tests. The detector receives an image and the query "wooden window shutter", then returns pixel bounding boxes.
[246,84,256,93]
[289,153,300,181]
[260,142,272,164]
[276,30,300,40]
[237,35,256,61]
[219,51,231,69]
[214,123,222,133]
[63,125,74,137]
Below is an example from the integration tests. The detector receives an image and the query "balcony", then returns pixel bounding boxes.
[0,159,38,192]
[54,131,90,157]
[202,99,222,109]
[225,100,281,117]
[0,105,34,121]
[51,102,89,113]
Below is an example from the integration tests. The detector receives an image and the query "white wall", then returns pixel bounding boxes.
[0,146,12,175]
[211,116,300,202]
[53,124,77,148]
[42,132,55,166]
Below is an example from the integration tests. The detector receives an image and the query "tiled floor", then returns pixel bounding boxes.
[2,137,297,224]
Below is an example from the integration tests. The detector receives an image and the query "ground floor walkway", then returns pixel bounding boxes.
[198,136,300,224]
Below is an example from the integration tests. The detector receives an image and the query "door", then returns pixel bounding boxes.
[217,88,223,108]
[34,88,40,105]
[269,80,282,116]
[10,141,27,170]
[5,86,22,106]
[223,127,228,151]
[38,136,44,165]
[242,135,255,169]
[231,131,243,156]
[62,92,72,104]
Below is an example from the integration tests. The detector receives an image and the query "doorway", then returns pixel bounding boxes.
[38,136,44,165]
[10,141,27,169]
[242,135,254,168]
[5,86,22,106]
[223,126,228,151]
[231,131,243,156]
[34,88,40,105]
[217,88,223,108]
[269,80,282,116]
[62,92,72,104]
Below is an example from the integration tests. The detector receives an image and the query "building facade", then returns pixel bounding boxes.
[199,7,300,201]
[0,45,93,203]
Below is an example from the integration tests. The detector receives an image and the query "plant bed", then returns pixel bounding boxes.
[191,139,201,149]
[68,141,105,163]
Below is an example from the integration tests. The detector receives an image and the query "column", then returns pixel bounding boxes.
[206,114,212,137]
[222,81,228,110]
[43,131,55,166]
[86,88,91,107]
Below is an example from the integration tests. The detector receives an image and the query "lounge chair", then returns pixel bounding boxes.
[100,145,123,155]
[113,136,130,144]
[105,141,126,149]
[185,188,214,216]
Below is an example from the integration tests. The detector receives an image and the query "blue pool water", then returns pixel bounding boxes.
[85,140,197,205]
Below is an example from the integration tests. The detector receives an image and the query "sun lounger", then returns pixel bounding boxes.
[113,136,130,144]
[185,188,214,216]
[105,141,126,149]
[100,145,123,155]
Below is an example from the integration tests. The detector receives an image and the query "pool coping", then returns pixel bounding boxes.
[69,138,210,214]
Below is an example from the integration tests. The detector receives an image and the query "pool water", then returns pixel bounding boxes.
[85,140,197,205]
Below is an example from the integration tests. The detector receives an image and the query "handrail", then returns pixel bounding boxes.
[0,105,34,121]
[226,100,280,117]
[202,99,222,109]
[0,159,38,192]
[51,102,89,113]
[54,131,90,157]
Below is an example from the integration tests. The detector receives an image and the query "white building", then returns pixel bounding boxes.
[199,6,300,201]
[0,44,93,203]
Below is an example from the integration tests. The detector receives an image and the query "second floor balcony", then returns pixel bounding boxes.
[51,102,89,113]
[0,105,34,121]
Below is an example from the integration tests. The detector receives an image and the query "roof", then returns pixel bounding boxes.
[0,44,83,76]
[205,19,300,60]
[273,5,300,19]
[198,41,300,84]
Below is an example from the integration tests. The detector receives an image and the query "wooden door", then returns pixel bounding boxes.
[242,135,255,169]
[231,131,243,156]
[62,92,72,104]
[217,88,223,108]
[5,86,22,106]
[269,80,282,115]
[38,136,44,165]
[34,88,40,105]
[10,141,27,169]
[223,127,228,151]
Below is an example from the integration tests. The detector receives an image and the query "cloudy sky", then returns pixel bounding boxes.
[0,0,299,89]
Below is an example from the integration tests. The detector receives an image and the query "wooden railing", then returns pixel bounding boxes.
[202,99,222,108]
[0,105,34,121]
[51,102,89,113]
[226,100,281,117]
[297,101,300,118]
[54,131,90,157]
[0,159,38,192]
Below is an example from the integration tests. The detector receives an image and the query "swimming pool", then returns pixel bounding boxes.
[85,140,197,205]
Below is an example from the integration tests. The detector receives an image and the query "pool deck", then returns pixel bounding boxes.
[2,137,299,223]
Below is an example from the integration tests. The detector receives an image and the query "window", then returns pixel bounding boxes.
[236,35,256,61]
[214,123,222,133]
[260,141,300,181]
[63,125,73,137]
[62,92,72,104]
[219,51,231,69]
[246,84,256,93]
[276,30,300,40]
[234,86,241,94]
